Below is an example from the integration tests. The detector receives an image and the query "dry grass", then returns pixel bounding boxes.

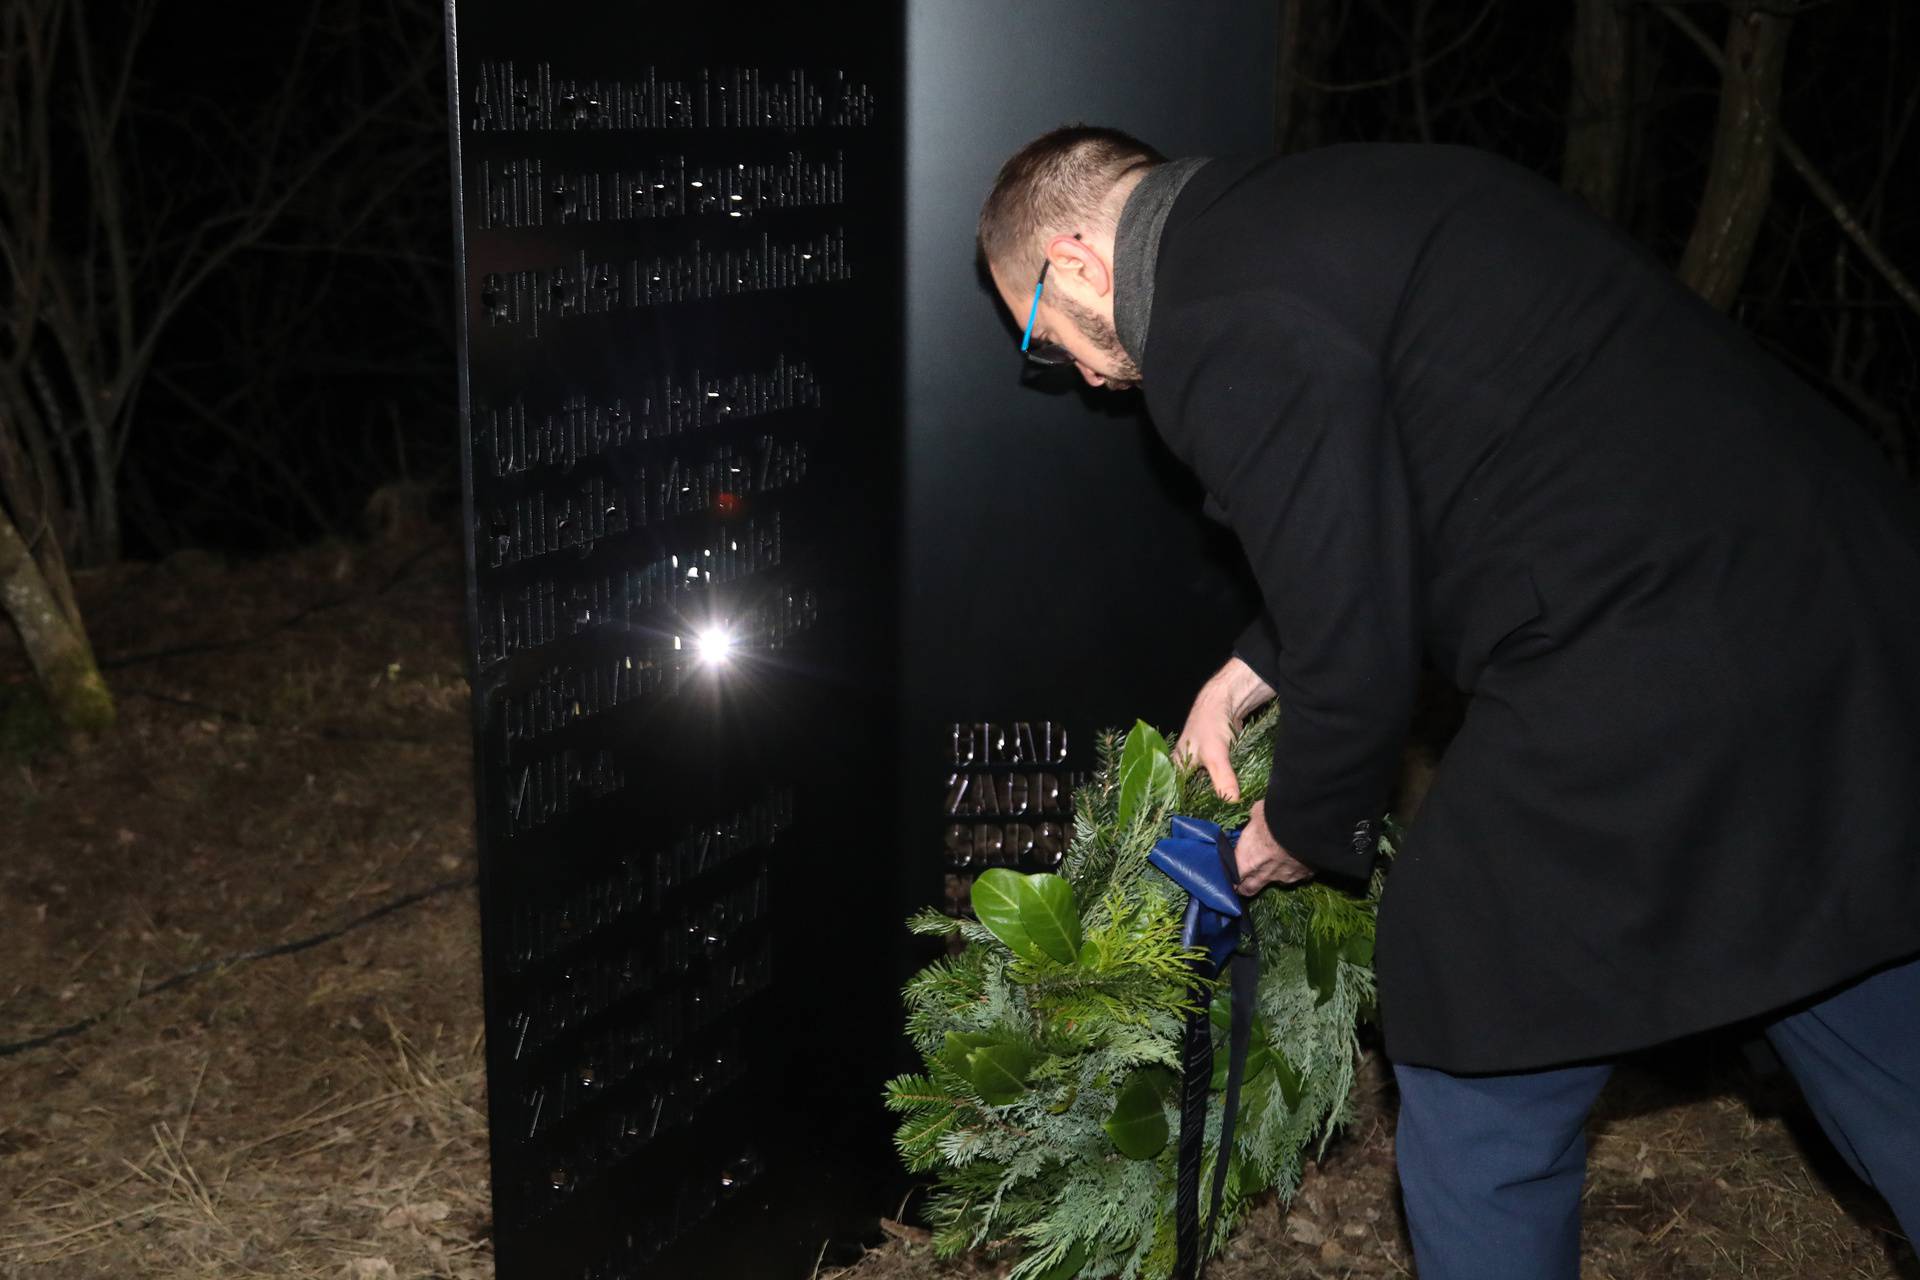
[0,537,494,1280]
[1,1011,491,1279]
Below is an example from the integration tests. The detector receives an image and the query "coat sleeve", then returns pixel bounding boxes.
[1168,306,1422,878]
[1231,613,1282,689]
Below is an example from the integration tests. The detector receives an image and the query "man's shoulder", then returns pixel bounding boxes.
[1155,146,1514,361]
[1186,142,1543,207]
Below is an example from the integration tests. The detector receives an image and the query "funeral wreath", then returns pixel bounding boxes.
[885,708,1392,1279]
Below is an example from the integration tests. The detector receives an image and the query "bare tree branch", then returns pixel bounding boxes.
[1274,0,1342,152]
[1670,1,1793,311]
[151,371,341,536]
[1296,0,1500,94]
[1410,0,1436,142]
[1655,1,1920,322]
[1563,0,1638,220]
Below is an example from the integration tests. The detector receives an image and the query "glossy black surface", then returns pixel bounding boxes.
[446,3,1270,1276]
[448,5,904,1276]
[900,0,1272,918]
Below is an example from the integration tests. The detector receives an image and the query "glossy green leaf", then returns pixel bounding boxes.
[1210,1035,1274,1091]
[1115,763,1147,830]
[1118,719,1169,776]
[1117,749,1176,833]
[939,1030,999,1080]
[1017,872,1082,962]
[1343,931,1375,966]
[970,868,1038,960]
[1271,1048,1303,1110]
[1146,752,1178,813]
[1209,991,1282,1090]
[1104,1068,1172,1159]
[1305,933,1339,1006]
[967,1043,1038,1105]
[1209,990,1233,1032]
[1114,720,1170,827]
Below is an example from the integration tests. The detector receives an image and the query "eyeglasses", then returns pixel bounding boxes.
[1019,234,1079,369]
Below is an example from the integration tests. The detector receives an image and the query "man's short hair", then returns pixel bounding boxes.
[977,125,1165,275]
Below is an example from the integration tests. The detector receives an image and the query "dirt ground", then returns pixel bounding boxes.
[840,1044,1917,1280]
[0,538,1913,1279]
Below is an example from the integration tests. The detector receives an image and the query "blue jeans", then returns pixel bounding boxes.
[1393,952,1920,1279]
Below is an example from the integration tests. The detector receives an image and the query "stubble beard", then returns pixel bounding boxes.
[1053,293,1143,388]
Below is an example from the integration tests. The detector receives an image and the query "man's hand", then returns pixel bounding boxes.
[1174,656,1277,802]
[1233,799,1315,894]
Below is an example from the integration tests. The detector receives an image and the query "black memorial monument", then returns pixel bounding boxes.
[444,3,1273,1276]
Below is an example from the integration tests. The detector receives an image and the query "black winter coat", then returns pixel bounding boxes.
[1140,144,1920,1072]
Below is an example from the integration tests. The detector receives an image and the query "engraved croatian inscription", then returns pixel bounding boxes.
[504,788,795,975]
[505,745,627,836]
[942,721,1086,882]
[479,359,822,479]
[455,24,892,1273]
[480,435,806,569]
[475,557,819,675]
[576,1144,767,1279]
[468,63,876,133]
[481,153,847,229]
[949,720,1071,767]
[508,936,773,1216]
[513,870,770,1098]
[478,234,851,335]
[494,790,788,1226]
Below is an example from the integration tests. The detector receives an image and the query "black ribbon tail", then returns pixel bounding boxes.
[1202,917,1258,1267]
[1175,825,1260,1280]
[1173,973,1213,1280]
[1175,940,1260,1275]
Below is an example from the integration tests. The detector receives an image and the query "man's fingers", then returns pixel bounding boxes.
[1201,746,1241,801]
[1234,850,1272,894]
[1236,863,1313,897]
[1174,716,1239,798]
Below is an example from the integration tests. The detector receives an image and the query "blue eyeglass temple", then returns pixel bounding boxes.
[1020,266,1047,352]
[1020,235,1076,353]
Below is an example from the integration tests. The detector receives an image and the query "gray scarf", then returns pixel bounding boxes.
[1112,156,1210,369]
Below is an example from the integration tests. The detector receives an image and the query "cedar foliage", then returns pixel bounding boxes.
[886,709,1389,1280]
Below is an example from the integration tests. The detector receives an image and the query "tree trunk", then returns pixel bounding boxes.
[83,400,123,564]
[1677,1,1794,312]
[0,501,114,735]
[0,382,90,635]
[1562,0,1635,221]
[1275,0,1337,153]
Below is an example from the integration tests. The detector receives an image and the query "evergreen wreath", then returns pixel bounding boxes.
[885,708,1391,1280]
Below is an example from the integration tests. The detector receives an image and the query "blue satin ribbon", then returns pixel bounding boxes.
[1152,813,1258,1279]
[1148,814,1246,973]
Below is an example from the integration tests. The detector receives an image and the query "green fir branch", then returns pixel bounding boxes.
[892,704,1389,1280]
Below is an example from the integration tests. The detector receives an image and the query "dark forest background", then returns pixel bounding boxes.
[1,0,1915,735]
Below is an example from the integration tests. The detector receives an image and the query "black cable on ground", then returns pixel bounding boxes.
[97,536,452,673]
[0,874,477,1059]
[121,686,447,746]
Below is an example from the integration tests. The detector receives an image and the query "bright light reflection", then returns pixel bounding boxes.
[695,626,734,666]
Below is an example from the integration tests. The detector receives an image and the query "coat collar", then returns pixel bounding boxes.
[1112,157,1211,370]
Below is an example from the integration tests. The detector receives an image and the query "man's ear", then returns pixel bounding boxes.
[1043,233,1112,300]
